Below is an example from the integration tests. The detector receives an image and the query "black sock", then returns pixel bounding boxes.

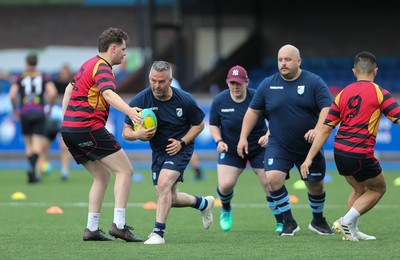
[194,168,203,179]
[28,153,39,172]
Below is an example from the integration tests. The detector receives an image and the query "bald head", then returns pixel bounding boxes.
[278,44,301,60]
[277,44,302,80]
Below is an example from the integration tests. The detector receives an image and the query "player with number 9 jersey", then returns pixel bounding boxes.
[325,81,400,159]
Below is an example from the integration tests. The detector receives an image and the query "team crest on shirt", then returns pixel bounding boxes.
[297,85,305,95]
[176,108,183,117]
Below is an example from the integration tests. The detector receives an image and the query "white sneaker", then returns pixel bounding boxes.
[143,233,165,245]
[332,218,358,241]
[355,230,376,240]
[201,196,215,229]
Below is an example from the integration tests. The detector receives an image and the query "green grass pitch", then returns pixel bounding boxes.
[1,167,399,259]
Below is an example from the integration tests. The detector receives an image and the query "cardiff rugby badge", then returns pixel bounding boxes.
[176,108,183,117]
[297,85,305,95]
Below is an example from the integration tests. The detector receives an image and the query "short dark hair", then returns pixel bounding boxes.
[98,27,129,52]
[26,53,38,66]
[354,51,377,74]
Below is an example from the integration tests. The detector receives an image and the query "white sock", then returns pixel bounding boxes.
[87,212,100,231]
[113,208,126,229]
[355,217,359,230]
[343,207,360,227]
[61,168,69,176]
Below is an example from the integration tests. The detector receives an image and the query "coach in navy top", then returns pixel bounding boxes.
[238,44,334,236]
[122,61,215,245]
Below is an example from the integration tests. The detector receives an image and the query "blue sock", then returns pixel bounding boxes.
[217,187,233,211]
[192,196,208,211]
[266,196,283,224]
[270,185,294,222]
[308,192,325,222]
[153,222,166,238]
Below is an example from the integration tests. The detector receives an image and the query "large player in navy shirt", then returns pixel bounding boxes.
[238,44,334,236]
[122,61,214,245]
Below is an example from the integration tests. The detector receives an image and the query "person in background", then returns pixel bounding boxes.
[54,64,74,95]
[61,27,143,242]
[122,60,214,245]
[238,44,334,236]
[38,104,71,181]
[209,65,284,232]
[300,51,400,241]
[170,63,205,181]
[9,53,58,183]
[38,64,74,181]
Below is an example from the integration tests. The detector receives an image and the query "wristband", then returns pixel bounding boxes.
[215,139,223,146]
[180,139,186,149]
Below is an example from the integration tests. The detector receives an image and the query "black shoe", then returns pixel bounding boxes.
[109,223,143,242]
[308,217,334,235]
[27,171,41,184]
[83,228,114,241]
[194,168,205,181]
[280,220,300,236]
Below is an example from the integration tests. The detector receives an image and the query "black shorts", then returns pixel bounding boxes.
[20,112,46,136]
[61,127,121,165]
[334,153,382,182]
[44,118,61,141]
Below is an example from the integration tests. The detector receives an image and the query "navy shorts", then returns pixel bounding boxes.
[20,112,46,136]
[151,145,193,185]
[61,127,121,165]
[334,153,382,182]
[264,142,326,181]
[218,148,264,169]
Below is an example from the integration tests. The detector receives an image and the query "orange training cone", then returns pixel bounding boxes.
[46,206,64,214]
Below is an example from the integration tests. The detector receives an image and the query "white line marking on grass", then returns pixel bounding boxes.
[1,202,400,209]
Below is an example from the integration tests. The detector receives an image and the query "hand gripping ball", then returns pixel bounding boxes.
[133,108,157,131]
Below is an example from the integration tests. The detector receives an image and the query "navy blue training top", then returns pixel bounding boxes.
[209,88,267,155]
[125,87,205,152]
[250,69,333,154]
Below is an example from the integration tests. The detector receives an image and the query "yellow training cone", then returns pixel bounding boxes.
[214,198,222,207]
[293,180,306,189]
[11,192,26,200]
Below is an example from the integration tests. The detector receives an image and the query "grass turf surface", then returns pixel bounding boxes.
[1,167,399,259]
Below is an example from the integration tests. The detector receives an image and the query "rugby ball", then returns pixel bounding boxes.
[39,161,52,176]
[133,108,157,131]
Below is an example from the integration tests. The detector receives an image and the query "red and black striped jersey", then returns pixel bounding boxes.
[15,71,51,114]
[324,80,400,159]
[62,56,116,132]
